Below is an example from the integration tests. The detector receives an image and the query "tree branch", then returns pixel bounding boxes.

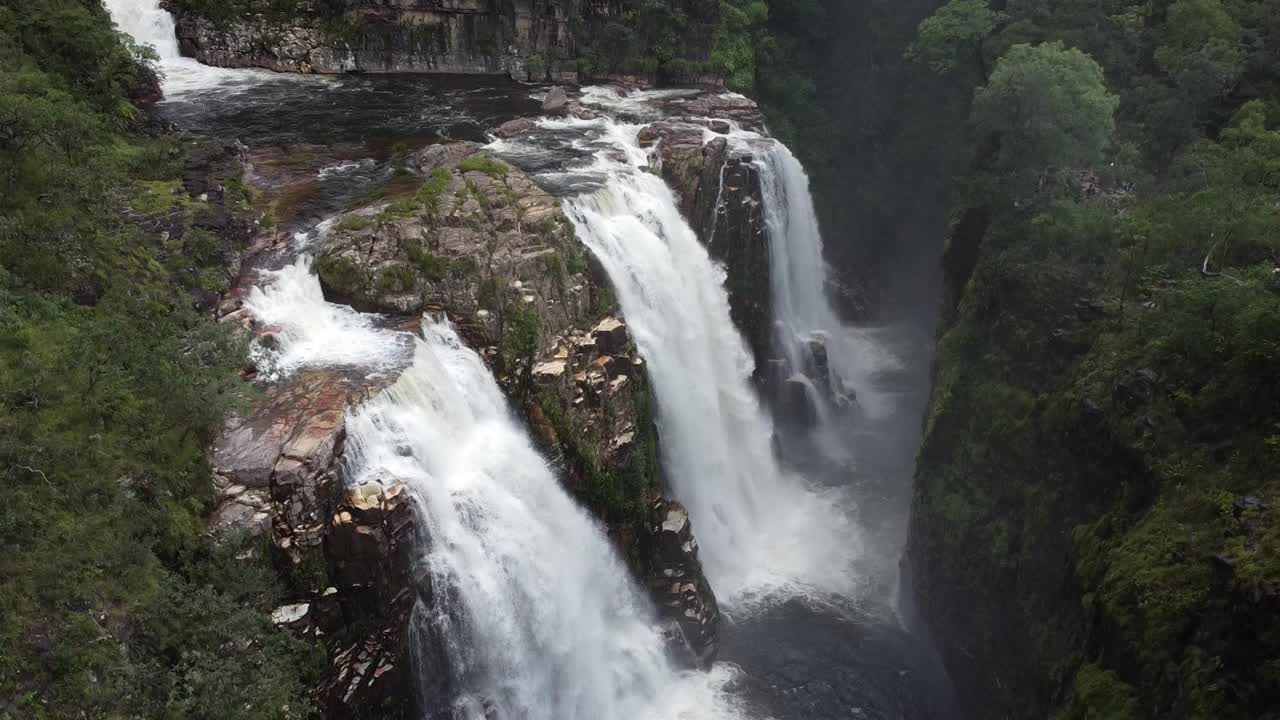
[1201,241,1221,277]
[10,464,53,487]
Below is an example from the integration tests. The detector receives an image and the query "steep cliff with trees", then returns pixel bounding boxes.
[0,1,320,717]
[903,1,1280,717]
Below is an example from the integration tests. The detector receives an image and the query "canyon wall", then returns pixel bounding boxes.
[164,0,720,83]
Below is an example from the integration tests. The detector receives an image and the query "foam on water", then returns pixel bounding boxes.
[243,257,412,379]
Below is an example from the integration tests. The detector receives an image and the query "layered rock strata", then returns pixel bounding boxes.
[165,0,722,83]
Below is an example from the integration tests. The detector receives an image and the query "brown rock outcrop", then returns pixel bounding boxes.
[208,367,425,718]
[644,499,720,668]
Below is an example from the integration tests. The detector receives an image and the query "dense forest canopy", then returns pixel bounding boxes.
[898,0,1280,718]
[0,1,319,717]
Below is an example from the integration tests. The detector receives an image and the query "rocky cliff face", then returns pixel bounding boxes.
[207,365,420,718]
[165,0,721,83]
[643,499,720,668]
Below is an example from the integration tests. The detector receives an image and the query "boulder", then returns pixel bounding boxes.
[644,499,721,668]
[778,375,820,429]
[654,92,766,131]
[567,102,601,120]
[542,86,569,114]
[640,118,772,375]
[318,480,425,718]
[410,142,481,176]
[210,369,368,491]
[315,147,589,354]
[493,117,537,139]
[592,317,628,354]
[533,359,568,384]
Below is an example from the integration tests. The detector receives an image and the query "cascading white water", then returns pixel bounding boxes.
[754,142,901,426]
[104,0,181,59]
[105,0,273,96]
[557,119,861,606]
[247,259,747,720]
[244,257,412,380]
[347,324,745,720]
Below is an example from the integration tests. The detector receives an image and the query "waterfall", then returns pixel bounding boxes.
[754,142,901,435]
[105,0,267,96]
[558,120,861,607]
[247,260,746,720]
[104,0,181,59]
[244,257,413,380]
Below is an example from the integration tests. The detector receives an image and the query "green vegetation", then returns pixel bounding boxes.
[334,214,375,233]
[573,0,717,84]
[315,253,369,299]
[538,383,660,522]
[374,263,417,295]
[1057,664,1140,720]
[905,0,1004,77]
[904,0,1280,717]
[416,167,452,214]
[712,0,770,91]
[343,167,420,212]
[0,0,319,717]
[972,42,1119,179]
[458,154,510,178]
[500,303,542,375]
[403,242,451,282]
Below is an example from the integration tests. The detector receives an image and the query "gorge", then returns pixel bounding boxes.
[4,0,1277,719]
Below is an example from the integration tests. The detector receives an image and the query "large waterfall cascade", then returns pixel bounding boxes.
[107,0,751,715]
[248,260,749,720]
[105,0,893,708]
[530,115,864,608]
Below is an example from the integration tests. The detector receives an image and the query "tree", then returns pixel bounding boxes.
[1155,0,1243,124]
[972,42,1119,178]
[906,0,1005,77]
[713,0,770,92]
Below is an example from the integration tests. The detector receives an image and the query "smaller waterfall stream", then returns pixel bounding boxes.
[752,141,902,455]
[105,0,181,58]
[106,0,292,96]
